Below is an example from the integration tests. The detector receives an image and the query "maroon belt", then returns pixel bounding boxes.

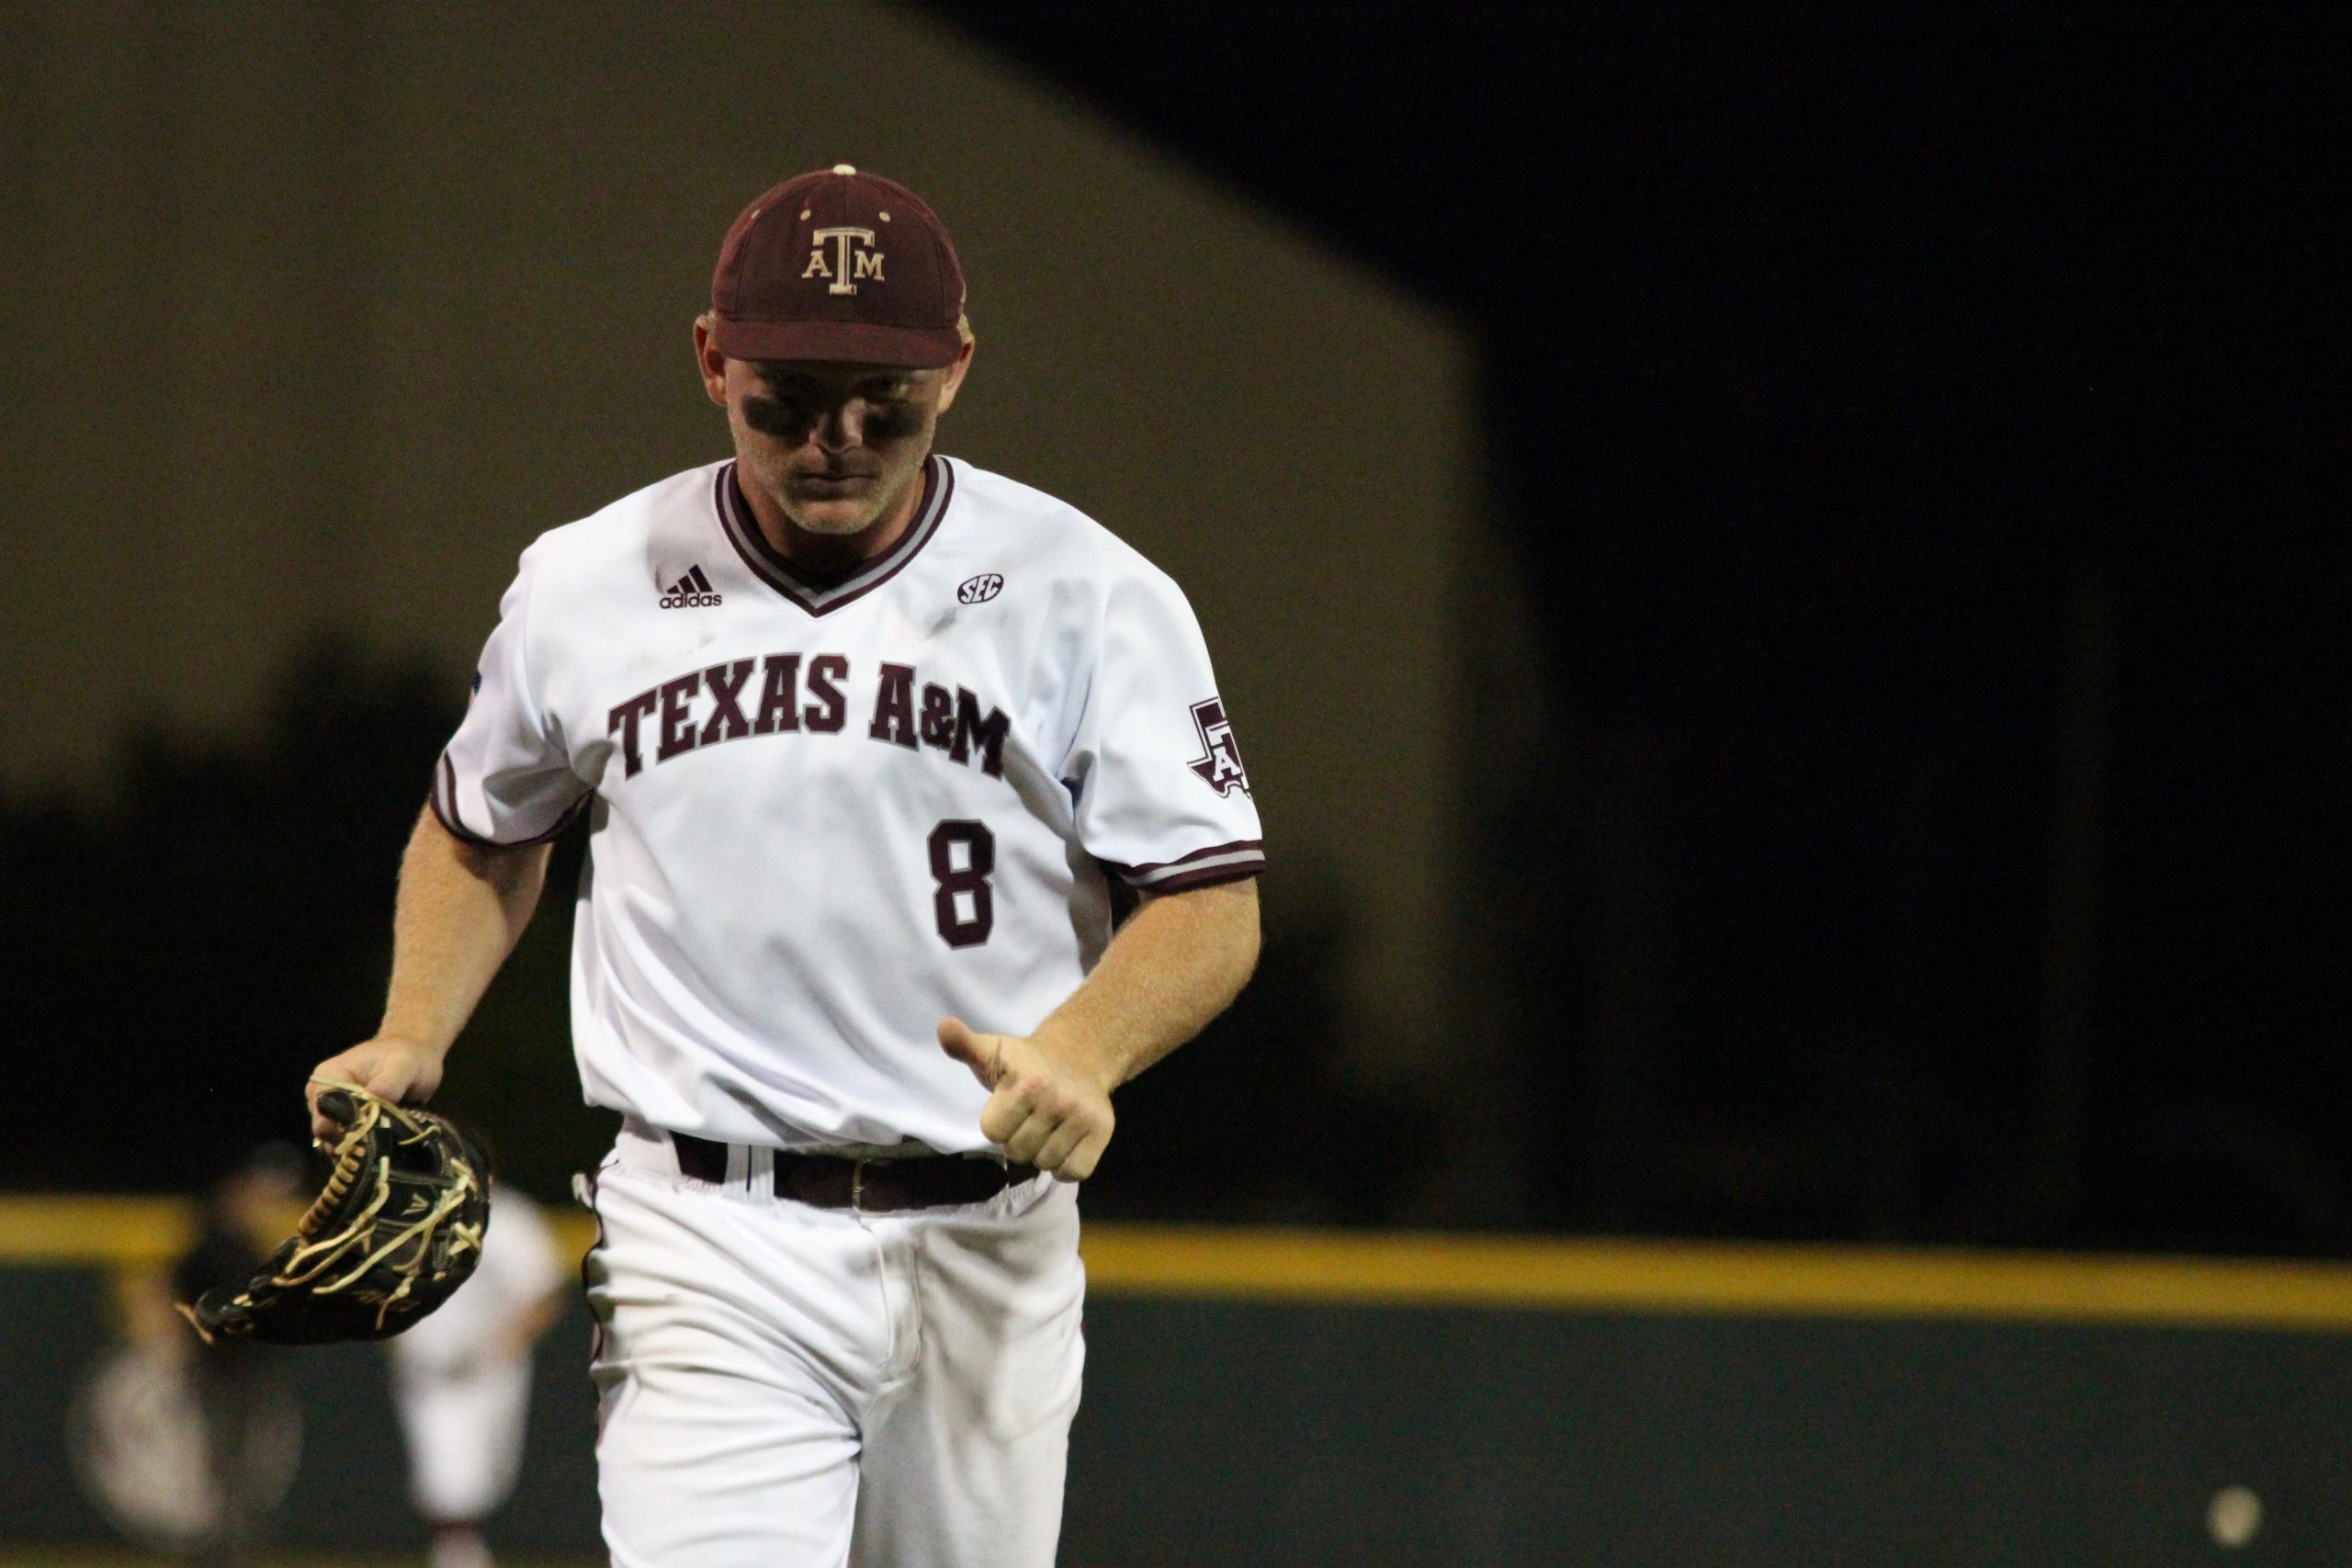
[669,1132,1034,1212]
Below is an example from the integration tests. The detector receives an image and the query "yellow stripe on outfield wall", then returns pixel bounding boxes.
[9,1196,2352,1330]
[1073,1225,2352,1329]
[0,1196,193,1266]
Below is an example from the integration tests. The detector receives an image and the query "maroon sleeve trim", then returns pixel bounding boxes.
[1101,838,1266,882]
[1137,860,1265,895]
[431,753,492,845]
[429,753,590,848]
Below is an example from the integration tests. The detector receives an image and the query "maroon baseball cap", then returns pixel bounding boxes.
[709,164,966,368]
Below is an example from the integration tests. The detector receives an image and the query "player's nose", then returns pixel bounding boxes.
[811,401,865,452]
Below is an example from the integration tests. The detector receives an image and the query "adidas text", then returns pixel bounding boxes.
[660,565,722,608]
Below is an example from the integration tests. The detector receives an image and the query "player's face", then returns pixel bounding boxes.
[733,362,937,536]
[698,327,972,540]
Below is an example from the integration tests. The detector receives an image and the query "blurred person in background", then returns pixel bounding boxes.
[166,1145,306,1568]
[388,1179,568,1568]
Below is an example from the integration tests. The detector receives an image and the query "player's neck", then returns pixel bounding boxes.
[740,457,933,578]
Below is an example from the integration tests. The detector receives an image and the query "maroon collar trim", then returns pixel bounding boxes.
[714,456,954,617]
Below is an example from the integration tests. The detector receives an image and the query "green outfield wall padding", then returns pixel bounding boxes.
[1067,1300,2352,1566]
[0,1271,113,1540]
[8,1265,2352,1565]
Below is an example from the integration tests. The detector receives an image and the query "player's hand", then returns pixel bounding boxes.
[938,1017,1115,1182]
[306,1036,445,1143]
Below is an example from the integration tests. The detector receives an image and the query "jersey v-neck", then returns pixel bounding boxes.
[714,456,956,616]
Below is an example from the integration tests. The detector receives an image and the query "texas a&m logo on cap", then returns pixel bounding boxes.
[708,164,965,368]
[1186,697,1250,797]
[805,227,884,296]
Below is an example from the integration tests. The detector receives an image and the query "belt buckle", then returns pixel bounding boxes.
[850,1156,871,1213]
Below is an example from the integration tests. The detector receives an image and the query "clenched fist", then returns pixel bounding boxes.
[938,1017,1115,1182]
[306,1036,445,1142]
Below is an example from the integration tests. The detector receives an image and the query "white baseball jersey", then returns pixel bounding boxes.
[434,455,1263,1155]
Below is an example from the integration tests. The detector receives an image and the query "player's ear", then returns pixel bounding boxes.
[692,314,729,409]
[933,329,976,415]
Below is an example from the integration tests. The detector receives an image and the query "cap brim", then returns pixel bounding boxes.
[711,316,961,369]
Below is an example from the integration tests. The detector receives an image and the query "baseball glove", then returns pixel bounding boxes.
[182,1082,492,1345]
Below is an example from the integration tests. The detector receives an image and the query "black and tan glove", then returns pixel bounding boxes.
[183,1082,491,1344]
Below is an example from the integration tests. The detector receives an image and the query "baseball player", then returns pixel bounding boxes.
[387,1183,566,1568]
[307,164,1262,1568]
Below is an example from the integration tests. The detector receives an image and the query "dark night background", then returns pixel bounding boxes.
[5,7,2344,1256]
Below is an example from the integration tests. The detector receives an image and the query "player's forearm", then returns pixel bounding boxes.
[377,807,551,1057]
[1034,876,1261,1092]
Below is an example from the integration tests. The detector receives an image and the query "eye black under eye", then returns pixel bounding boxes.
[862,401,924,438]
[741,396,808,436]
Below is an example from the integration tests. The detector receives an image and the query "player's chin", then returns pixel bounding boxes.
[781,496,880,536]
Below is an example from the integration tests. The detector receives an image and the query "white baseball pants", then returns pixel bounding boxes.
[391,1356,535,1522]
[582,1124,1086,1568]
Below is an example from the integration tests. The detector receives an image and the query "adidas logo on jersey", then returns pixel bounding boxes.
[660,566,723,609]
